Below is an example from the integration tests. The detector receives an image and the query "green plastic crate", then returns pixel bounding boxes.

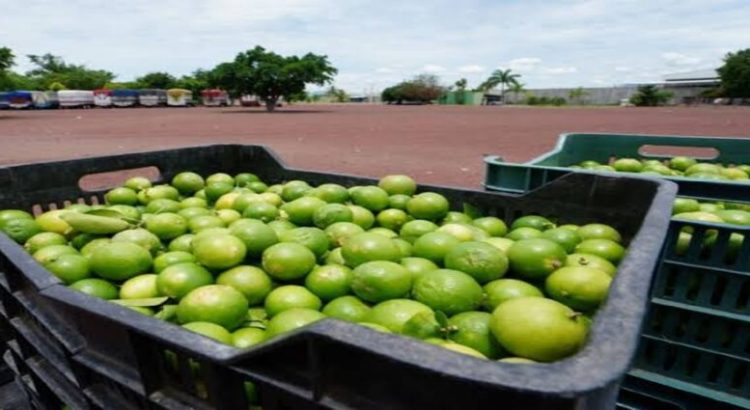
[484,133,750,201]
[484,133,750,408]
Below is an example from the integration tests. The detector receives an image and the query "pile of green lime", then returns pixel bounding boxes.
[574,156,750,181]
[0,172,627,364]
[671,197,750,260]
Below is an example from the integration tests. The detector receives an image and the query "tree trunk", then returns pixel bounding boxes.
[500,83,505,105]
[265,98,277,112]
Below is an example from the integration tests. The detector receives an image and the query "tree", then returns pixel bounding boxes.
[325,86,349,102]
[478,69,521,103]
[630,85,673,106]
[717,48,750,99]
[507,82,526,103]
[25,53,114,89]
[381,74,445,104]
[454,78,468,91]
[568,87,589,105]
[211,46,337,111]
[0,47,14,72]
[136,71,177,89]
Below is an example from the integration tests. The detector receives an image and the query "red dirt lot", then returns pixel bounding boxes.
[0,104,748,188]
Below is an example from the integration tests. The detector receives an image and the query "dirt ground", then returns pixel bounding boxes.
[0,104,748,188]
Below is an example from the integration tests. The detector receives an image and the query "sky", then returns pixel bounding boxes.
[2,0,749,95]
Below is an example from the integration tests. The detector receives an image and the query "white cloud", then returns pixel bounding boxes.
[422,64,447,73]
[505,57,542,71]
[661,52,702,67]
[543,66,578,74]
[457,64,485,73]
[375,67,395,74]
[614,66,632,72]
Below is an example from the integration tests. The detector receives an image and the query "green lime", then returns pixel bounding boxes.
[2,218,42,244]
[261,242,317,280]
[406,192,450,221]
[217,265,273,305]
[322,296,371,322]
[153,251,196,273]
[564,253,617,276]
[412,269,483,315]
[265,308,326,338]
[577,224,622,243]
[34,244,78,264]
[172,172,205,195]
[188,215,226,233]
[232,327,266,348]
[366,299,433,333]
[490,297,588,362]
[506,227,543,241]
[351,261,412,303]
[541,227,582,253]
[313,204,353,228]
[378,175,417,196]
[24,232,68,254]
[311,183,349,203]
[242,202,279,222]
[400,257,438,281]
[575,239,625,264]
[324,247,347,265]
[483,279,543,310]
[279,227,330,258]
[482,237,515,253]
[472,217,508,237]
[145,198,181,214]
[351,186,390,211]
[399,220,439,243]
[145,213,188,240]
[192,234,247,270]
[265,285,322,316]
[177,285,249,330]
[444,241,508,284]
[348,205,375,229]
[205,182,235,203]
[305,264,353,301]
[412,231,460,264]
[45,254,91,284]
[70,278,118,300]
[437,223,487,242]
[112,228,162,254]
[124,176,152,191]
[367,227,398,238]
[510,215,555,231]
[507,239,567,280]
[120,274,160,299]
[178,207,212,220]
[0,209,33,227]
[168,234,195,252]
[206,172,235,185]
[156,262,213,300]
[442,211,473,225]
[105,187,138,205]
[89,242,153,281]
[393,238,412,258]
[441,342,487,358]
[376,209,409,231]
[80,238,111,258]
[183,322,232,344]
[325,222,365,247]
[234,172,260,186]
[281,181,312,202]
[341,232,401,267]
[229,219,279,259]
[545,267,612,311]
[448,311,504,359]
[35,210,72,235]
[358,322,392,333]
[388,194,411,210]
[281,197,327,226]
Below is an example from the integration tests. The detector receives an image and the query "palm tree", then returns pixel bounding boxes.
[479,69,521,104]
[568,87,589,105]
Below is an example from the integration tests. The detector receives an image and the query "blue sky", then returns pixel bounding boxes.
[2,0,748,94]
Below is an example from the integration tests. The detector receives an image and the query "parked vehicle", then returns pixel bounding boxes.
[167,88,193,107]
[112,89,139,107]
[58,90,94,108]
[7,91,34,109]
[201,89,230,106]
[32,91,59,109]
[93,89,113,107]
[139,89,167,107]
[0,92,8,109]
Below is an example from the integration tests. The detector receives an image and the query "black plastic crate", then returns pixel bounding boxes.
[0,145,676,409]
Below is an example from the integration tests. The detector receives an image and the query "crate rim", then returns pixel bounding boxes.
[0,144,678,398]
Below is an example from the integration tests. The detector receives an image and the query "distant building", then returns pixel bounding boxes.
[662,69,720,104]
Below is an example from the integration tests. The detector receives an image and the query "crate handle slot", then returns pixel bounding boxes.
[78,166,162,192]
[637,145,720,160]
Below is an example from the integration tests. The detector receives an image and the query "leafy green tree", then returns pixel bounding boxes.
[382,75,444,104]
[0,47,14,72]
[478,69,521,103]
[25,53,114,89]
[136,71,177,89]
[568,87,589,105]
[717,48,750,99]
[630,85,673,106]
[325,86,349,102]
[454,78,468,91]
[211,46,337,111]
